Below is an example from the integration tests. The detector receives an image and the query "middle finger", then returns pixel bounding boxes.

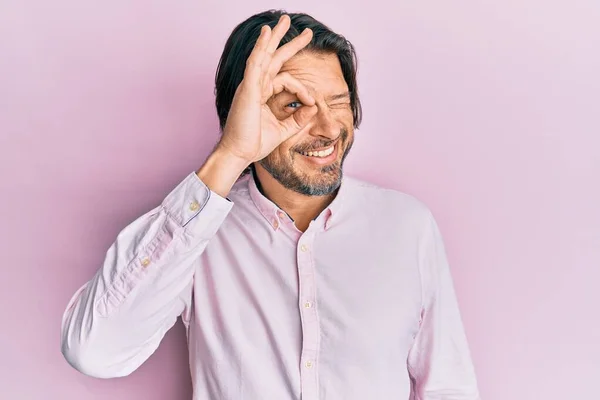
[266,14,292,55]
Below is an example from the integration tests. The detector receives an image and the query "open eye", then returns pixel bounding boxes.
[285,101,303,110]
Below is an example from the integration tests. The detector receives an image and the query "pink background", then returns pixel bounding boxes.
[1,1,599,399]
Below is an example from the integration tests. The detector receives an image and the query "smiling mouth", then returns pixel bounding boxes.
[298,145,336,158]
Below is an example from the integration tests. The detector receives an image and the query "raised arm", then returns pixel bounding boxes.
[60,158,239,378]
[61,14,318,379]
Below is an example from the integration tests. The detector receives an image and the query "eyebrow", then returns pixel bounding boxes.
[327,92,351,102]
[273,91,351,103]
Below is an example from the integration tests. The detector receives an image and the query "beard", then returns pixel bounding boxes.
[258,127,353,196]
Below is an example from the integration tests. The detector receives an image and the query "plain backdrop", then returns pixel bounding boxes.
[1,1,598,399]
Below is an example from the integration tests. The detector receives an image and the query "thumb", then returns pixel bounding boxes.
[279,105,317,140]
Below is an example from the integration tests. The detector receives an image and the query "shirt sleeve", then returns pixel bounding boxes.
[60,171,233,379]
[407,211,481,399]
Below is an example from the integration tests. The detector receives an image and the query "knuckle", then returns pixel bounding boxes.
[246,54,263,67]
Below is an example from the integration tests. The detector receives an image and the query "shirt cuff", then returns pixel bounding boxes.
[161,171,233,228]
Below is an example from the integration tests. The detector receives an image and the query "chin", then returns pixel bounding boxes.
[259,157,343,197]
[294,166,343,196]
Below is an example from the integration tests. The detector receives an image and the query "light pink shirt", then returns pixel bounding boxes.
[61,170,480,400]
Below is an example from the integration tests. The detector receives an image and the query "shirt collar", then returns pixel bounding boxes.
[247,169,347,231]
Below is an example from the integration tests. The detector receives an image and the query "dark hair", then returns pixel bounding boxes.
[215,9,362,132]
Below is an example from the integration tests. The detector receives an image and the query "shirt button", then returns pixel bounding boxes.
[141,257,151,267]
[304,301,312,308]
[305,360,313,368]
[272,219,279,229]
[300,244,309,252]
[278,211,286,219]
[189,201,200,211]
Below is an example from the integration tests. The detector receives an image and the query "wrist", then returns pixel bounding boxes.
[196,147,250,198]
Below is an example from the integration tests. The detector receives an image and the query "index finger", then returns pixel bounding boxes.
[267,28,313,79]
[244,25,272,81]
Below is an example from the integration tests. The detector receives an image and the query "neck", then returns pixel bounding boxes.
[253,164,336,232]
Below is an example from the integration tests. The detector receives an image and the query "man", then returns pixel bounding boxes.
[61,10,480,400]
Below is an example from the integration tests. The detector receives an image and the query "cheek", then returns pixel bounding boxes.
[333,108,353,125]
[267,144,294,164]
[278,135,305,156]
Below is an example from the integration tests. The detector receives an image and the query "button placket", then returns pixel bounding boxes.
[297,233,319,398]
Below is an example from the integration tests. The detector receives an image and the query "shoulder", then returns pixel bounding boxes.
[342,175,434,226]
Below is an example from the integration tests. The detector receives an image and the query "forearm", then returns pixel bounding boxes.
[61,170,233,378]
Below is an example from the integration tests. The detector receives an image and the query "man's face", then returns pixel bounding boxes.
[259,52,355,196]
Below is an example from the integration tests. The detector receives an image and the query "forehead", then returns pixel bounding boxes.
[279,52,348,94]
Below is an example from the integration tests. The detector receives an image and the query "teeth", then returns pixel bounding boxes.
[302,146,334,158]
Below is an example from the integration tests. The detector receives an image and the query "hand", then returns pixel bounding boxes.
[216,14,317,166]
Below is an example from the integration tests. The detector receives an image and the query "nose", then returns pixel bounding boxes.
[308,107,341,141]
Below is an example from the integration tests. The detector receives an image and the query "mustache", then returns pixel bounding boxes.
[293,128,349,153]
